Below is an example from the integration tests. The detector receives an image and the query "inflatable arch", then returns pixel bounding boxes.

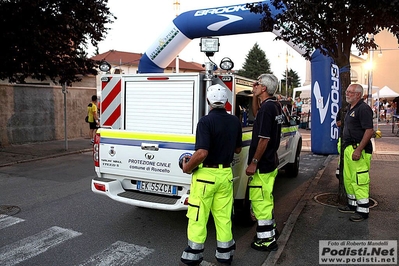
[138,1,340,155]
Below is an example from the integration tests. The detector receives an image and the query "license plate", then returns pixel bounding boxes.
[137,181,177,195]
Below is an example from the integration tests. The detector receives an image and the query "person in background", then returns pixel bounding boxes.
[293,97,303,125]
[179,84,242,266]
[373,98,379,118]
[246,74,283,252]
[386,101,394,123]
[379,98,386,121]
[87,95,100,144]
[287,96,293,105]
[338,84,374,222]
[393,96,399,115]
[335,108,344,179]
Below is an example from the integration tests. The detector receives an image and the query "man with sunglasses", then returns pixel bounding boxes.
[246,74,284,251]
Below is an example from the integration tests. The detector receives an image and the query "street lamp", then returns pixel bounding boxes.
[367,34,374,107]
[279,48,293,98]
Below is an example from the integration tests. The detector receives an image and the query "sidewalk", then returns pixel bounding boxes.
[0,138,92,167]
[1,126,398,266]
[269,125,399,265]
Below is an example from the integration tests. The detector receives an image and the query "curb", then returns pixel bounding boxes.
[0,148,92,168]
[262,155,334,266]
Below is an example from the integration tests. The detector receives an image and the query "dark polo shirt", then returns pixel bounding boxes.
[195,108,242,165]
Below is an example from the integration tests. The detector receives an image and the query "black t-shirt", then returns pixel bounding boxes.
[343,101,373,153]
[195,108,242,165]
[248,97,283,173]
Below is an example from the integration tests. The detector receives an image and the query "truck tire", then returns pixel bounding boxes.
[284,138,302,177]
[233,187,256,227]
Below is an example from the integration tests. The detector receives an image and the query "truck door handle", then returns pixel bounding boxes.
[141,143,159,151]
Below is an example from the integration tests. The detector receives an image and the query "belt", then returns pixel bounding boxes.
[202,164,231,168]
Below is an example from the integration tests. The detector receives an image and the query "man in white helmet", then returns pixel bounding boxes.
[179,84,242,266]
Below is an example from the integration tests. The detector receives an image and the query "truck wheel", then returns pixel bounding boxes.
[284,138,302,177]
[233,187,256,227]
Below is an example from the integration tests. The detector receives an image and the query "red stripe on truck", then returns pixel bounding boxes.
[103,104,121,127]
[102,78,121,112]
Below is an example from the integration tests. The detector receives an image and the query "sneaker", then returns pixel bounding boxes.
[338,206,356,213]
[90,139,94,144]
[251,238,278,252]
[350,213,368,222]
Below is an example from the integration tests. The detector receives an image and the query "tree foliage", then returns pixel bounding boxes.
[249,1,399,65]
[237,43,273,79]
[0,0,116,84]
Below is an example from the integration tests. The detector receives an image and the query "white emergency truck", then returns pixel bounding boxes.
[91,62,302,223]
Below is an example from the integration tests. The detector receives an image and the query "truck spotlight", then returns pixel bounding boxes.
[200,37,219,57]
[99,60,111,73]
[220,57,234,71]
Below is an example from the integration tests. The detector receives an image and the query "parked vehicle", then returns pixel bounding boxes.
[91,63,302,223]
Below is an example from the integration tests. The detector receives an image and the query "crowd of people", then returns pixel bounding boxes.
[372,97,399,122]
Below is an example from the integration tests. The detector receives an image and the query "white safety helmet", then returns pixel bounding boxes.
[207,84,228,108]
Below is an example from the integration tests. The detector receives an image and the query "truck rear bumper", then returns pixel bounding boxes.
[91,177,189,211]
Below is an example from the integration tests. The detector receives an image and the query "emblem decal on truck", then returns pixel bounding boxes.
[109,146,116,156]
[145,153,155,160]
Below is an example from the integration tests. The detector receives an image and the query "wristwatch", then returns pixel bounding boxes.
[252,158,258,164]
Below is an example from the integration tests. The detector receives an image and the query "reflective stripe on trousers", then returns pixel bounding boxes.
[248,168,278,239]
[181,167,235,265]
[181,240,204,265]
[343,145,371,215]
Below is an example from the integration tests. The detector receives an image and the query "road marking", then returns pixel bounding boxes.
[0,215,25,230]
[78,241,154,266]
[0,226,82,266]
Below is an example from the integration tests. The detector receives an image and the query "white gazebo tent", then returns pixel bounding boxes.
[372,85,399,100]
[292,84,311,99]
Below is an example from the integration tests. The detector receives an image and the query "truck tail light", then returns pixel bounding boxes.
[93,132,100,167]
[93,182,106,192]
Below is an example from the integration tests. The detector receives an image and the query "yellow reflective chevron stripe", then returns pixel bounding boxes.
[243,131,252,142]
[98,127,293,146]
[98,128,253,148]
[282,125,298,137]
[98,128,195,143]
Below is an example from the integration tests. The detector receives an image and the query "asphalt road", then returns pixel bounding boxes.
[0,151,326,266]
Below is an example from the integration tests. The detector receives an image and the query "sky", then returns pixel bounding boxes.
[89,0,308,84]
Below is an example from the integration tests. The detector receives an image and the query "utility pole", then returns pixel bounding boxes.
[285,49,289,98]
[173,0,181,73]
[62,83,68,151]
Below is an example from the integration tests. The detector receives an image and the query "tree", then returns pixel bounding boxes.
[0,0,116,84]
[248,1,399,203]
[281,68,301,97]
[237,43,273,79]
